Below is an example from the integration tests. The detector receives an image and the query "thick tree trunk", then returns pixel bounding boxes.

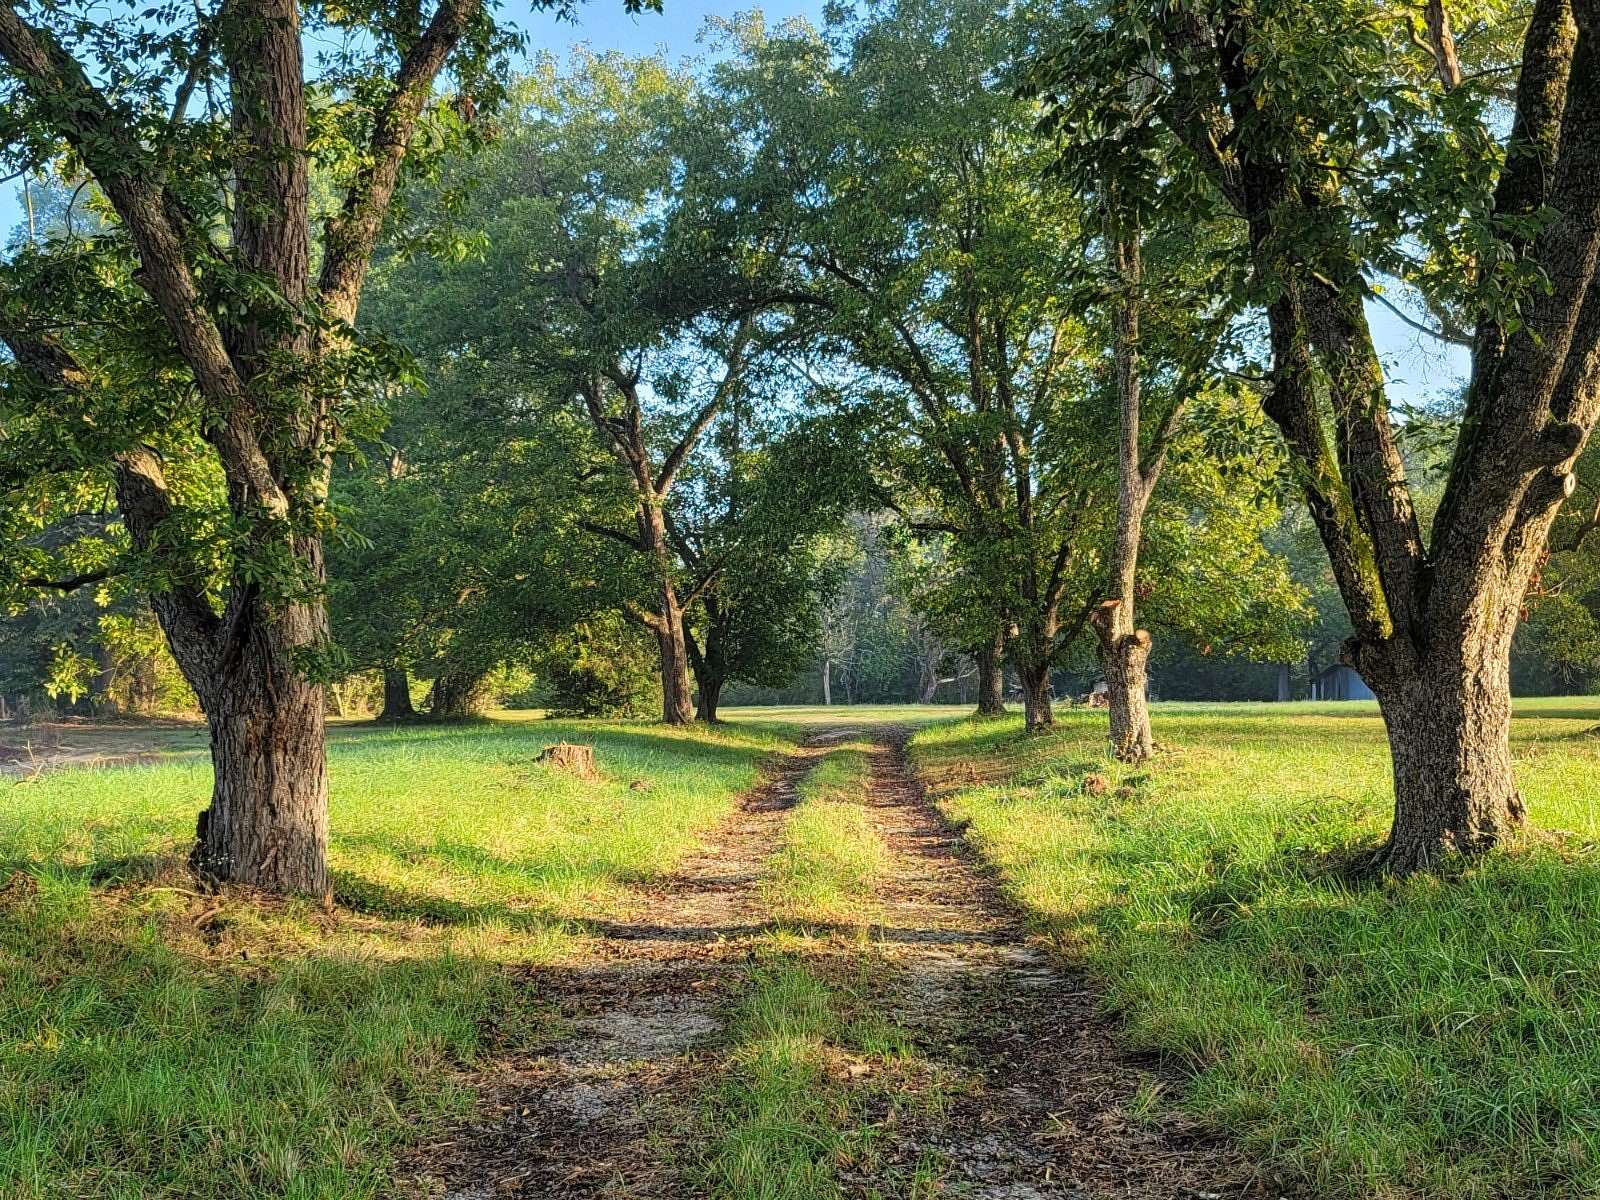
[1017,662,1054,732]
[380,666,415,721]
[1368,643,1525,873]
[1277,662,1291,702]
[653,580,694,726]
[190,606,329,900]
[822,658,833,706]
[974,631,1007,717]
[429,671,486,719]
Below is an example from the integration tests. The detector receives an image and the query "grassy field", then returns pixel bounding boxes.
[912,696,1600,1200]
[0,714,787,1200]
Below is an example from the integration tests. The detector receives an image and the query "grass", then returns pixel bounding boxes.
[0,714,787,1200]
[691,951,938,1200]
[763,743,887,928]
[911,696,1600,1200]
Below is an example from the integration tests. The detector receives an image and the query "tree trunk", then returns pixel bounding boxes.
[380,666,415,721]
[654,580,694,726]
[822,658,832,706]
[1368,644,1525,873]
[974,630,1007,717]
[1092,226,1161,765]
[190,611,329,900]
[696,674,724,722]
[1017,662,1054,732]
[1096,620,1153,761]
[1277,662,1291,702]
[429,671,486,719]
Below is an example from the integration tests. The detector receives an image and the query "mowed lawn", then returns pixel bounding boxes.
[913,697,1600,1200]
[0,714,789,1200]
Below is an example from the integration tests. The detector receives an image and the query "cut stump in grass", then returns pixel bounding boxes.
[537,742,599,781]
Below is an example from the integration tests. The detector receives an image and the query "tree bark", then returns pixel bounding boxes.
[380,666,416,721]
[685,598,728,723]
[1091,227,1166,764]
[974,630,1007,717]
[696,674,724,722]
[429,671,487,719]
[822,658,833,706]
[1368,641,1525,872]
[190,605,329,901]
[655,599,695,725]
[1094,611,1153,761]
[1017,661,1055,732]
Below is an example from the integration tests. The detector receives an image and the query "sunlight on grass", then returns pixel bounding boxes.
[912,697,1600,1200]
[763,745,887,928]
[0,716,787,1200]
[691,953,937,1200]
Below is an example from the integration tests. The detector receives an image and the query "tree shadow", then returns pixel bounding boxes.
[331,870,577,936]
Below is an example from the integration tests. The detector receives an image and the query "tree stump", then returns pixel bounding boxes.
[536,742,599,781]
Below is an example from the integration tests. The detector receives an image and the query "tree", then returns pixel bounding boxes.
[712,0,1122,732]
[671,413,857,721]
[1039,0,1600,869]
[371,56,821,724]
[0,0,525,896]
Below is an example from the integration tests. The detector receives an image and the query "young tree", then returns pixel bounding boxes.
[1090,227,1164,760]
[0,1,532,896]
[1040,0,1600,868]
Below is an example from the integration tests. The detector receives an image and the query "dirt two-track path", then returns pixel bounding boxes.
[401,726,1281,1200]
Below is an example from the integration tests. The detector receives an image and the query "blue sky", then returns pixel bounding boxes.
[2,0,1469,401]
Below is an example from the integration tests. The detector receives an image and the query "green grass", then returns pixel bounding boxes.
[692,952,935,1200]
[0,715,786,1200]
[911,696,1600,1200]
[763,744,887,928]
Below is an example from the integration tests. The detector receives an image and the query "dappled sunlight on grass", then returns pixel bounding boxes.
[912,698,1600,1200]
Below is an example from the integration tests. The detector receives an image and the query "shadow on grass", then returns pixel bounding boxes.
[331,870,578,936]
[329,723,777,771]
[0,890,530,1200]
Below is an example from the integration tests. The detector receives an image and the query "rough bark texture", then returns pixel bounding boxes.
[1094,605,1153,761]
[1371,648,1524,871]
[1017,662,1055,732]
[1152,0,1600,869]
[974,633,1007,717]
[380,667,417,721]
[653,579,695,726]
[194,641,329,900]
